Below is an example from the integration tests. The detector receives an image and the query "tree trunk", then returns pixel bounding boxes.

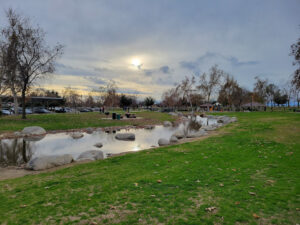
[12,89,18,115]
[21,88,26,119]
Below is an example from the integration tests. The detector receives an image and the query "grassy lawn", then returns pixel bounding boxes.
[0,112,299,224]
[0,111,174,133]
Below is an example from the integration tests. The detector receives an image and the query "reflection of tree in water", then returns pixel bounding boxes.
[0,139,33,166]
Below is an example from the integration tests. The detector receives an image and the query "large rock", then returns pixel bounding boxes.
[163,121,172,127]
[70,132,84,139]
[23,134,46,142]
[169,135,178,143]
[187,129,207,138]
[145,125,155,130]
[85,127,94,134]
[202,126,216,131]
[26,154,73,170]
[217,116,231,124]
[158,138,169,146]
[21,126,46,136]
[77,150,104,161]
[115,133,135,141]
[173,129,185,139]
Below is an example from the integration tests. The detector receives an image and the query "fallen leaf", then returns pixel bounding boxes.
[157,180,162,183]
[249,192,256,196]
[235,201,240,205]
[205,206,217,212]
[110,205,116,210]
[20,204,27,208]
[134,183,138,187]
[219,183,224,187]
[253,213,260,219]
[232,168,236,172]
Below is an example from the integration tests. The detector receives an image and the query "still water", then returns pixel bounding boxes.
[0,116,217,167]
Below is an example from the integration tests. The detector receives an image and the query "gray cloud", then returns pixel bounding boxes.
[159,66,171,74]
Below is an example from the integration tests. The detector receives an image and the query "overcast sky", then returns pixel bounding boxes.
[0,0,299,100]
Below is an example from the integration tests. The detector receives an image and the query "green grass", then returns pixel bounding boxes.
[0,112,299,224]
[0,111,174,133]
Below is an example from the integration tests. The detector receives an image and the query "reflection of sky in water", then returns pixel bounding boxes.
[20,125,179,159]
[0,116,217,165]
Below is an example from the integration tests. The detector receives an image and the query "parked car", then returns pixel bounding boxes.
[1,109,12,115]
[79,108,91,112]
[34,108,51,114]
[16,108,33,114]
[54,107,66,113]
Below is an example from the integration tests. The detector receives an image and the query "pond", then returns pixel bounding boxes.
[0,116,217,167]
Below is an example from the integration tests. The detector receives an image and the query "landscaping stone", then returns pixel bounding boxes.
[163,121,172,127]
[145,125,155,130]
[94,142,103,148]
[187,129,207,138]
[115,133,135,141]
[21,126,46,136]
[173,129,185,139]
[158,138,169,146]
[202,126,216,131]
[26,154,73,170]
[86,127,94,134]
[70,132,84,139]
[169,135,178,143]
[77,150,104,161]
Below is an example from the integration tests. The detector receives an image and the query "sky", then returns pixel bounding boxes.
[0,0,299,100]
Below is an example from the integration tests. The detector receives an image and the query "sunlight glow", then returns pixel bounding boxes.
[131,58,141,68]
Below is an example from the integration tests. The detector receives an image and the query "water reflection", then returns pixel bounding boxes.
[0,116,216,167]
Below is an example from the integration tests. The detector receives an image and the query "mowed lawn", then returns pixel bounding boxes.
[0,112,299,224]
[0,111,174,133]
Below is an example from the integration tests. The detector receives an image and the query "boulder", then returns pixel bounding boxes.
[70,132,84,139]
[158,138,169,146]
[86,127,94,134]
[202,126,216,131]
[163,121,172,127]
[230,117,237,123]
[187,129,207,138]
[169,135,178,143]
[115,133,135,141]
[94,142,103,148]
[23,134,46,142]
[26,154,73,170]
[77,150,104,161]
[217,116,231,124]
[173,130,185,139]
[21,126,46,136]
[145,125,155,130]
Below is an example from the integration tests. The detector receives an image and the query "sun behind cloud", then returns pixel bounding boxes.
[131,58,141,68]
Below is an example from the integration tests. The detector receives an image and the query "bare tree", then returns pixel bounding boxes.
[0,52,8,112]
[161,87,180,108]
[253,76,268,104]
[0,9,22,114]
[63,87,80,110]
[1,9,63,119]
[197,65,223,102]
[98,80,120,108]
[177,76,196,112]
[218,74,248,110]
[290,35,300,89]
[282,81,293,107]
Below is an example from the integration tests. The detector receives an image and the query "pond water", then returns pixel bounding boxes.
[0,116,217,167]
